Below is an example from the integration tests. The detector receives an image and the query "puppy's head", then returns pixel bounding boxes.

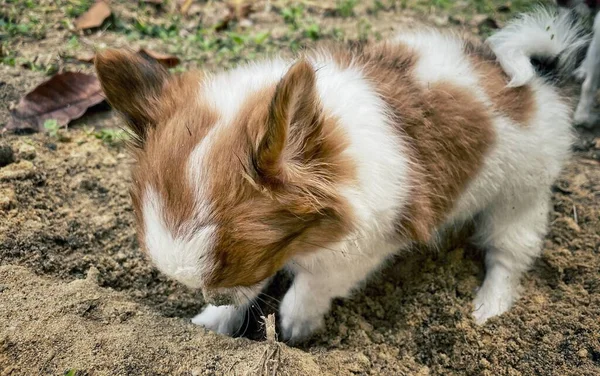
[95,49,355,305]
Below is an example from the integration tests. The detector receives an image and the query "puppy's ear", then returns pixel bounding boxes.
[254,59,322,184]
[95,49,170,146]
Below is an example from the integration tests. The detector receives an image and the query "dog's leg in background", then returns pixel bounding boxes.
[472,191,551,324]
[574,12,600,127]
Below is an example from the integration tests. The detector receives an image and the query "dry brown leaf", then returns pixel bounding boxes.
[138,48,181,68]
[5,73,105,133]
[179,0,194,15]
[75,1,112,30]
[215,2,253,31]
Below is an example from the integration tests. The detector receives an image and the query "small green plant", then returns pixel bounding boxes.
[371,0,386,14]
[65,0,94,18]
[44,119,70,142]
[0,45,17,67]
[43,119,60,138]
[303,23,320,41]
[357,19,372,42]
[253,31,270,45]
[133,19,179,39]
[94,129,128,146]
[64,369,77,376]
[67,36,80,50]
[281,4,304,28]
[336,0,357,17]
[0,18,46,39]
[332,27,345,41]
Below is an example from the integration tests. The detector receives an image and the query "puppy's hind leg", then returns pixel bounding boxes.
[472,192,550,324]
[574,12,600,128]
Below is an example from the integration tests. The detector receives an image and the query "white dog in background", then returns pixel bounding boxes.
[558,0,600,127]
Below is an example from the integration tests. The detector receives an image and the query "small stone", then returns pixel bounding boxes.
[86,266,100,284]
[578,348,588,358]
[239,18,253,28]
[353,352,370,368]
[17,142,36,160]
[101,155,117,167]
[479,358,491,368]
[0,187,16,210]
[0,160,35,181]
[0,144,14,167]
[562,217,581,233]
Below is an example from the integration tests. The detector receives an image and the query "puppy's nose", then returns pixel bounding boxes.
[202,289,234,306]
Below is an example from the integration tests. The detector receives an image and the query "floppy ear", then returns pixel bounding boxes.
[95,49,170,146]
[254,59,322,184]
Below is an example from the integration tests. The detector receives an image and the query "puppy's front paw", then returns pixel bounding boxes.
[280,312,324,344]
[192,304,245,336]
[279,290,325,344]
[472,283,517,324]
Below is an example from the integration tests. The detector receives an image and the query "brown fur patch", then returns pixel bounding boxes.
[130,72,218,240]
[97,49,357,291]
[95,50,218,245]
[101,37,501,290]
[95,49,171,147]
[331,41,495,243]
[464,38,537,126]
[199,69,356,288]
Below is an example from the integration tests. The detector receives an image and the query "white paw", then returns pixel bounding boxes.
[472,282,518,324]
[574,108,600,128]
[279,289,325,344]
[191,304,245,336]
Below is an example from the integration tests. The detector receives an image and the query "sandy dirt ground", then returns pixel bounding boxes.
[1,1,600,375]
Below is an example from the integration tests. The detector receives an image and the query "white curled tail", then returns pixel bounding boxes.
[487,7,589,87]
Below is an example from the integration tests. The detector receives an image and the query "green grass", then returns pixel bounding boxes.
[0,17,46,39]
[0,0,559,82]
[281,4,305,28]
[94,129,128,146]
[64,0,94,18]
[337,0,358,17]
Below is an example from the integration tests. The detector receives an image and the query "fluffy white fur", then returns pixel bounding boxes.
[187,55,414,339]
[143,188,216,289]
[146,9,584,342]
[487,7,588,87]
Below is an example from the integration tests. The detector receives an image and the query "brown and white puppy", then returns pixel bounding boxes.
[95,8,587,343]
